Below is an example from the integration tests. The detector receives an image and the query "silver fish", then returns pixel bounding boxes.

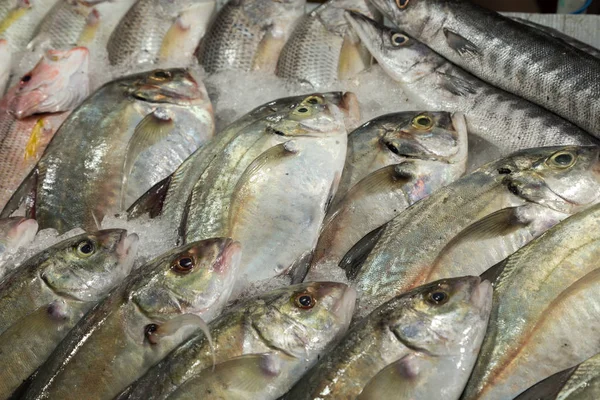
[0,0,60,52]
[0,39,10,95]
[369,0,600,138]
[345,11,596,170]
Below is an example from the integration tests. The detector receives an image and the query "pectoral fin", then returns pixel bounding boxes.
[127,174,172,219]
[340,224,387,281]
[338,33,372,81]
[358,354,428,399]
[253,27,287,73]
[443,28,480,57]
[1,167,37,219]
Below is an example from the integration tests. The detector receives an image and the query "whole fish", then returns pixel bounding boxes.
[0,39,10,95]
[347,146,600,317]
[286,276,492,400]
[369,0,600,137]
[345,11,596,169]
[308,111,468,276]
[0,217,37,262]
[22,237,241,400]
[0,46,89,211]
[463,203,600,400]
[2,68,215,233]
[108,0,216,67]
[277,0,379,87]
[197,0,305,74]
[0,0,60,53]
[516,353,600,400]
[117,281,356,400]
[0,229,138,399]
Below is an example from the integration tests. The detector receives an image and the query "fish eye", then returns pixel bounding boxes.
[294,293,316,309]
[412,114,434,130]
[144,323,159,345]
[427,290,449,305]
[172,256,195,274]
[20,74,32,84]
[297,107,309,113]
[396,0,409,8]
[391,33,409,46]
[76,240,95,257]
[304,96,323,105]
[548,151,576,168]
[151,70,171,81]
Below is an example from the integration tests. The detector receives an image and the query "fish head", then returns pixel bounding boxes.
[40,229,139,302]
[367,0,430,29]
[250,282,356,359]
[131,238,241,322]
[0,217,38,254]
[377,111,468,166]
[500,146,600,214]
[266,94,349,138]
[389,276,492,356]
[8,47,90,119]
[345,11,440,84]
[130,69,210,107]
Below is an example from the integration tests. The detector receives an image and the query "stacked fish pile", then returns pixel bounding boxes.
[0,0,599,399]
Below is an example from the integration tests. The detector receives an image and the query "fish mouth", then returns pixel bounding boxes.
[366,0,394,18]
[345,10,383,54]
[8,218,38,249]
[9,89,46,119]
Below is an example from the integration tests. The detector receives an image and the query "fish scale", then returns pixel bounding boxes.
[0,0,61,52]
[30,0,90,49]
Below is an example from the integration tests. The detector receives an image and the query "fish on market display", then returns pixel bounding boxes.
[0,0,60,53]
[345,11,596,169]
[463,202,600,400]
[117,281,356,400]
[344,146,600,318]
[0,39,11,95]
[21,238,241,400]
[368,0,600,137]
[286,276,492,400]
[276,0,380,87]
[0,46,90,211]
[107,0,216,67]
[197,0,305,74]
[308,111,468,277]
[0,229,138,399]
[1,68,215,234]
[0,216,37,267]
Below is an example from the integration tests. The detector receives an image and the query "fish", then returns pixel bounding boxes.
[0,0,60,53]
[116,281,356,400]
[286,276,492,400]
[276,0,380,87]
[21,237,241,400]
[307,111,468,277]
[516,352,600,400]
[345,146,600,318]
[0,217,37,264]
[0,229,138,399]
[0,47,90,211]
[1,68,215,234]
[368,0,600,138]
[345,11,596,170]
[197,0,306,74]
[463,202,600,399]
[0,39,11,95]
[107,0,216,67]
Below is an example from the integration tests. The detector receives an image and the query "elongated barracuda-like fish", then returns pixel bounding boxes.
[369,0,600,138]
[345,11,596,169]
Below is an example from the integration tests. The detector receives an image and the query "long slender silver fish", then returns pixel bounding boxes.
[116,281,356,400]
[2,68,215,234]
[369,0,600,137]
[345,11,596,169]
[286,276,491,400]
[308,111,468,277]
[347,146,600,318]
[276,0,379,87]
[463,202,600,400]
[0,229,138,399]
[22,238,240,400]
[197,0,305,74]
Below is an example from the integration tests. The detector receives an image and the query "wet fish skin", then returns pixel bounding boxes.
[108,0,215,66]
[463,202,600,400]
[117,281,356,400]
[198,0,306,74]
[276,0,380,87]
[308,111,468,276]
[369,0,600,138]
[345,11,595,170]
[0,0,61,53]
[2,68,214,234]
[22,238,241,400]
[516,353,600,400]
[286,276,492,400]
[349,145,600,318]
[0,39,10,95]
[0,47,90,211]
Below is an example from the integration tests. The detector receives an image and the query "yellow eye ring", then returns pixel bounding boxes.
[171,255,196,274]
[294,293,316,309]
[303,95,324,105]
[391,33,409,46]
[412,114,434,130]
[548,151,576,169]
[151,70,171,81]
[396,0,409,9]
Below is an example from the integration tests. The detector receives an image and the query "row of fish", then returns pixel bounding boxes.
[0,0,599,399]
